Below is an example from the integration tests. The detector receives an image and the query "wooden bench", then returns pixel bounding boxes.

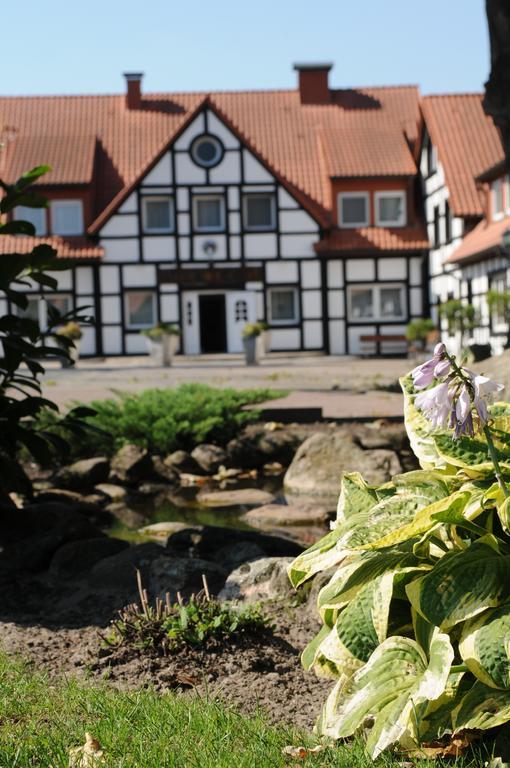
[359,334,408,357]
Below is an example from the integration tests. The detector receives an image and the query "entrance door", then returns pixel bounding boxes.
[199,294,227,352]
[226,291,257,352]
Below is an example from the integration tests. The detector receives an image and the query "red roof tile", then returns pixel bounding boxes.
[315,225,429,254]
[0,85,421,232]
[421,94,503,218]
[448,215,510,264]
[0,235,103,260]
[3,135,97,186]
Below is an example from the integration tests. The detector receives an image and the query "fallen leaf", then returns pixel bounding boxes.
[69,733,105,767]
[282,745,326,759]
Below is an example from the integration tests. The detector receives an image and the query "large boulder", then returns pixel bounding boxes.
[351,421,408,452]
[242,503,329,528]
[49,537,129,578]
[148,556,227,601]
[191,444,228,474]
[196,488,275,508]
[105,502,149,530]
[164,450,204,476]
[89,542,164,590]
[150,456,179,485]
[284,432,402,510]
[110,444,153,485]
[54,457,110,491]
[227,427,303,469]
[218,557,294,602]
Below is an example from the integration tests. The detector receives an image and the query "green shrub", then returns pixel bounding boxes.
[405,317,436,343]
[289,376,510,759]
[38,383,281,457]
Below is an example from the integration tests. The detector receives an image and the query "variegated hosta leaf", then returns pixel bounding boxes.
[392,469,454,500]
[400,375,446,470]
[357,490,471,551]
[313,572,395,679]
[335,472,378,524]
[318,632,454,759]
[287,523,355,589]
[489,403,510,454]
[452,680,510,732]
[460,603,510,689]
[434,435,510,479]
[419,671,468,741]
[406,540,510,630]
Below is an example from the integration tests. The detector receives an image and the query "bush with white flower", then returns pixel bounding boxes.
[289,344,510,759]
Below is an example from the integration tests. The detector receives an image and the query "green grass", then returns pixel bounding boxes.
[0,652,486,768]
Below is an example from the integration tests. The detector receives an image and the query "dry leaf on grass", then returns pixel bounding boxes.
[282,744,326,759]
[69,733,105,767]
[404,730,479,759]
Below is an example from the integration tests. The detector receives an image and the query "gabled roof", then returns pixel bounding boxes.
[421,94,503,218]
[315,225,428,254]
[0,234,103,260]
[0,85,421,232]
[448,215,510,264]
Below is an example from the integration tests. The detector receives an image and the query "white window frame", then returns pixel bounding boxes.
[124,291,157,330]
[50,200,84,235]
[492,179,504,221]
[192,194,225,233]
[142,196,175,233]
[17,293,73,330]
[338,192,370,228]
[242,193,276,231]
[374,190,407,227]
[14,206,47,236]
[347,283,407,322]
[268,287,299,325]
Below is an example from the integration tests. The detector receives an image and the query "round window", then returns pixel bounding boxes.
[190,135,223,168]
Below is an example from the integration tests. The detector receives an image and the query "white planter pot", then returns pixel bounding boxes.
[146,334,179,366]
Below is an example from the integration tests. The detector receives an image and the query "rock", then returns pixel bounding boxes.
[95,483,128,502]
[138,521,191,543]
[110,444,153,485]
[164,450,204,476]
[352,421,408,452]
[213,541,266,572]
[227,427,303,469]
[49,537,129,578]
[105,502,148,529]
[242,503,329,527]
[284,432,402,510]
[32,490,113,526]
[167,524,302,563]
[54,457,110,491]
[0,502,104,572]
[218,557,294,602]
[191,444,228,474]
[196,488,275,508]
[148,556,227,600]
[89,542,163,590]
[34,488,87,504]
[150,455,179,485]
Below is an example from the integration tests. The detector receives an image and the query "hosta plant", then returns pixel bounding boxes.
[289,344,510,759]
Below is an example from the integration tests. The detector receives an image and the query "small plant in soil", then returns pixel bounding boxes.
[103,571,269,654]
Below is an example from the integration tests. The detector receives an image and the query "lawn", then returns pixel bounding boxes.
[0,652,483,768]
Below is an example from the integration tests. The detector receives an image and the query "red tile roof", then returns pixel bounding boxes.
[0,235,103,260]
[421,94,503,218]
[315,225,429,254]
[448,215,510,264]
[0,86,421,234]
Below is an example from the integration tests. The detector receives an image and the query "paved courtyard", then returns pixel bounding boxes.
[41,353,412,419]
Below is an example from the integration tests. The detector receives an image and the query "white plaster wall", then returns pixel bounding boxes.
[327,260,343,287]
[101,296,122,324]
[173,114,205,150]
[410,287,423,316]
[280,234,316,258]
[122,265,157,287]
[142,153,172,185]
[101,239,139,263]
[143,237,176,262]
[378,258,406,281]
[100,215,138,237]
[279,209,318,233]
[346,259,375,282]
[329,320,346,355]
[79,326,96,356]
[209,153,242,184]
[118,193,138,214]
[47,271,72,290]
[270,328,300,349]
[206,111,240,149]
[303,320,322,348]
[160,294,179,322]
[242,151,273,183]
[327,290,344,317]
[102,326,122,354]
[266,261,298,283]
[278,187,299,209]
[100,266,120,293]
[192,235,227,260]
[302,290,322,318]
[301,260,321,288]
[174,153,206,185]
[75,267,94,295]
[244,233,277,259]
[229,236,241,259]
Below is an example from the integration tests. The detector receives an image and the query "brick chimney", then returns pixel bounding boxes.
[294,63,333,105]
[124,72,144,109]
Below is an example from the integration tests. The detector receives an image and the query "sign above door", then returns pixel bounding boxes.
[158,266,264,289]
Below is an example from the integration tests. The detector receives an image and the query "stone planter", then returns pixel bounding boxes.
[243,335,258,365]
[60,342,80,368]
[146,333,179,366]
[262,329,271,353]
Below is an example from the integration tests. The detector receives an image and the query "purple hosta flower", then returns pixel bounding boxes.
[411,343,450,390]
[471,374,505,425]
[415,381,453,429]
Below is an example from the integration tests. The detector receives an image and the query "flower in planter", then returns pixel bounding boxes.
[242,322,263,338]
[140,322,180,340]
[56,321,83,341]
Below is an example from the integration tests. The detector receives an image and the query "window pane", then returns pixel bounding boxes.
[271,290,296,321]
[350,288,374,318]
[127,292,155,327]
[246,196,273,228]
[341,196,366,225]
[196,198,222,228]
[18,297,40,322]
[378,196,403,223]
[145,199,172,230]
[52,202,83,235]
[15,206,46,235]
[380,288,403,318]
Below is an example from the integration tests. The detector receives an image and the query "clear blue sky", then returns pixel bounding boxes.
[3,0,489,96]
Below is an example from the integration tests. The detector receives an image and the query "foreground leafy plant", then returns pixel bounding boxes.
[289,345,510,759]
[104,571,269,653]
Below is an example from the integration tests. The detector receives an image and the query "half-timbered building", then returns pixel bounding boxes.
[0,65,431,357]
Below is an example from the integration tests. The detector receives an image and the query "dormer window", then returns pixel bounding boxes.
[15,206,46,236]
[51,200,83,235]
[375,191,406,227]
[492,179,504,220]
[338,192,369,228]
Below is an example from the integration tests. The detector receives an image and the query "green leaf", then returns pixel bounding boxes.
[335,472,378,523]
[400,375,446,470]
[460,603,510,689]
[0,219,36,236]
[453,680,510,731]
[406,540,510,630]
[318,631,454,759]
